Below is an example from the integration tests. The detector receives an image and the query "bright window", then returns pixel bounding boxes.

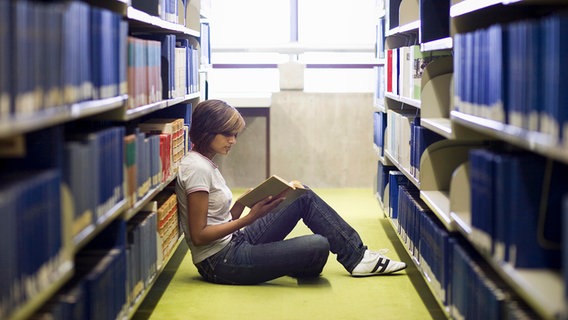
[208,0,378,93]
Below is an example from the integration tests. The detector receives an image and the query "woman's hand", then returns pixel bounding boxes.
[245,196,285,222]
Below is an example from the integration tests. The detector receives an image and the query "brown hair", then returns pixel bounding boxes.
[189,99,246,154]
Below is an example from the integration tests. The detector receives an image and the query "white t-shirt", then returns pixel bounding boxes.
[176,151,233,264]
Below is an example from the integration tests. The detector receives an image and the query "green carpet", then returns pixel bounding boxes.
[133,189,446,320]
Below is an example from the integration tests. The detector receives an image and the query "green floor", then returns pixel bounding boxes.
[134,189,446,320]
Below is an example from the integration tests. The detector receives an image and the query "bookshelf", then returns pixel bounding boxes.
[0,0,210,319]
[375,0,568,319]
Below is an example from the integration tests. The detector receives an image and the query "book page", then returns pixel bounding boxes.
[236,175,305,208]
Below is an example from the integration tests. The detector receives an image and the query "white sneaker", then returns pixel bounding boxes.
[351,249,407,277]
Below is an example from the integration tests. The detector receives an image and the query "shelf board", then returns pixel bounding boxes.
[421,118,453,139]
[451,207,565,319]
[451,110,568,163]
[385,92,421,108]
[385,217,451,318]
[126,235,187,319]
[386,20,420,37]
[450,0,565,17]
[99,93,199,121]
[73,199,128,253]
[127,7,200,37]
[420,37,453,52]
[450,0,502,17]
[503,266,565,320]
[124,173,177,220]
[385,150,420,188]
[6,254,74,320]
[420,190,454,231]
[0,96,127,138]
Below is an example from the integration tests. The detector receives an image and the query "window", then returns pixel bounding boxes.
[208,0,378,93]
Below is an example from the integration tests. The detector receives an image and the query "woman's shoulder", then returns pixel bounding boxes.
[180,151,217,172]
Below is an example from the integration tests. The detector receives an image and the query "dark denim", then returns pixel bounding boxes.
[195,188,367,284]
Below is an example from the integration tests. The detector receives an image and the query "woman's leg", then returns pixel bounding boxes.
[242,188,367,273]
[199,232,330,284]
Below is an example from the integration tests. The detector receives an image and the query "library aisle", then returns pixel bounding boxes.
[133,189,445,320]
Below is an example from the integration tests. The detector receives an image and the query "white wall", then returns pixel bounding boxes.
[214,91,376,188]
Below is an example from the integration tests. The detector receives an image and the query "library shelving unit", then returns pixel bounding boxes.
[0,0,209,319]
[375,0,568,319]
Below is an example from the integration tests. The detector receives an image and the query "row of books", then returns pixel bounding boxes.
[398,183,450,305]
[385,46,450,101]
[127,34,199,110]
[450,238,538,320]
[128,37,163,109]
[64,125,125,241]
[468,148,567,269]
[453,13,568,145]
[410,118,444,178]
[153,189,181,260]
[384,109,417,172]
[378,110,444,179]
[124,117,189,210]
[0,118,189,315]
[0,1,127,121]
[33,193,182,319]
[0,169,68,320]
[386,169,541,319]
[126,210,159,307]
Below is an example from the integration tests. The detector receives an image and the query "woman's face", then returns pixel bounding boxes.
[210,132,237,156]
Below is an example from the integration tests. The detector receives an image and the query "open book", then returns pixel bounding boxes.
[236,175,306,208]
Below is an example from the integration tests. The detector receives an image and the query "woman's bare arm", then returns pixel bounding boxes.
[186,191,285,246]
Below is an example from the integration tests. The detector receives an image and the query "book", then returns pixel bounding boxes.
[236,175,306,208]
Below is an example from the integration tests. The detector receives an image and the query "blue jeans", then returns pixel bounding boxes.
[195,188,367,284]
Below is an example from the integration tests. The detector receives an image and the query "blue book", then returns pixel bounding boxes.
[388,171,411,219]
[508,154,565,268]
[469,148,495,256]
[0,177,17,319]
[377,161,395,203]
[564,196,568,304]
[492,152,515,263]
[542,14,568,143]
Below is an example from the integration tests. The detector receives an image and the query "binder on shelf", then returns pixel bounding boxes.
[418,203,451,305]
[506,155,565,269]
[386,0,402,30]
[377,161,396,203]
[411,120,444,178]
[388,170,412,220]
[419,0,450,44]
[450,238,513,320]
[468,148,496,256]
[542,13,568,146]
[373,110,387,156]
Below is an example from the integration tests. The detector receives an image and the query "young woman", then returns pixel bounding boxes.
[175,99,406,285]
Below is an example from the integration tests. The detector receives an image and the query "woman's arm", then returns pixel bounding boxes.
[187,191,284,246]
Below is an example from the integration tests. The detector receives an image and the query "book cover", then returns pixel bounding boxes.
[236,175,306,208]
[387,171,411,219]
